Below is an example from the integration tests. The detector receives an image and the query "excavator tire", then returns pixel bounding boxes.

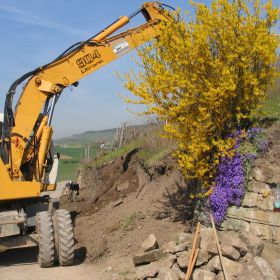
[54,209,74,266]
[36,211,55,268]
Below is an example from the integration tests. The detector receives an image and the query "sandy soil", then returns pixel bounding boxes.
[0,247,110,280]
[60,153,196,274]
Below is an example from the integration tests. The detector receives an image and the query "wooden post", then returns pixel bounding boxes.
[185,222,201,280]
[119,123,126,147]
[210,214,229,280]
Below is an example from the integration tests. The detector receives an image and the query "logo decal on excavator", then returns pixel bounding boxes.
[76,50,104,73]
[113,40,130,56]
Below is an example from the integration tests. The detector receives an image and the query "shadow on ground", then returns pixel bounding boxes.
[0,247,38,267]
[0,246,87,267]
[152,180,202,228]
[153,179,209,230]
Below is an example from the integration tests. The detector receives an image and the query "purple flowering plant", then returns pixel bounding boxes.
[209,128,269,225]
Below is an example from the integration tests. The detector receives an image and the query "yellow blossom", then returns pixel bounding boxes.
[122,0,279,188]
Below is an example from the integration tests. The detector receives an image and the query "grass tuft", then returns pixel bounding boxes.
[122,212,137,229]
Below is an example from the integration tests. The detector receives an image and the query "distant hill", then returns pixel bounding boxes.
[55,128,116,146]
[54,123,158,147]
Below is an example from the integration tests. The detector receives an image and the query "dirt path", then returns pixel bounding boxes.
[0,247,111,280]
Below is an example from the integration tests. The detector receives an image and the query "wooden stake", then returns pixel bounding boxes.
[185,222,201,280]
[210,214,229,280]
[186,248,199,280]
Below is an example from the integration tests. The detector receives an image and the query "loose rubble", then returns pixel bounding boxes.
[132,229,278,280]
[142,234,158,252]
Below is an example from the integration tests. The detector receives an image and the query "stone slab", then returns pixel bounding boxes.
[247,181,270,194]
[221,217,250,232]
[133,249,163,265]
[257,194,274,211]
[241,192,258,207]
[253,256,278,280]
[227,207,280,227]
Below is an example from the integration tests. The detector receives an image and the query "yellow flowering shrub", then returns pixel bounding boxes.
[123,0,279,187]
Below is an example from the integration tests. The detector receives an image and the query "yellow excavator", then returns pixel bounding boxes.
[0,2,173,267]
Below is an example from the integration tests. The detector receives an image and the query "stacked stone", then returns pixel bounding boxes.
[221,166,280,243]
[132,230,277,280]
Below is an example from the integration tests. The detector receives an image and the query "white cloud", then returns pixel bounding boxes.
[0,3,91,37]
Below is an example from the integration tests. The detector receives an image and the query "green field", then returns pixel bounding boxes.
[55,128,116,146]
[55,146,97,182]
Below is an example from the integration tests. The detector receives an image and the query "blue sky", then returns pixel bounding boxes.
[0,0,278,139]
[0,0,192,139]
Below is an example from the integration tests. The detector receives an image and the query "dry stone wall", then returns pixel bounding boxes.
[221,167,280,243]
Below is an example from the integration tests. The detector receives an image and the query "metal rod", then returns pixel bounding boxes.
[47,96,56,126]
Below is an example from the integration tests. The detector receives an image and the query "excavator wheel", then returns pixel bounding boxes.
[36,211,55,268]
[53,209,74,266]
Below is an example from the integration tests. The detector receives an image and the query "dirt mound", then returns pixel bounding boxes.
[59,121,280,276]
[60,152,195,264]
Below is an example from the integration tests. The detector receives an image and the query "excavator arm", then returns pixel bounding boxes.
[0,2,173,200]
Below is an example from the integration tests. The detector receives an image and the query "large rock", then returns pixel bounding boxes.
[196,249,210,266]
[158,268,179,280]
[227,206,280,227]
[268,211,280,227]
[206,255,221,272]
[164,241,176,254]
[177,251,191,269]
[206,256,243,278]
[221,245,240,261]
[237,261,264,280]
[171,263,185,280]
[239,232,264,256]
[166,255,177,268]
[226,206,244,219]
[176,232,193,245]
[192,269,215,280]
[154,255,176,270]
[220,231,248,256]
[247,181,270,194]
[136,264,159,280]
[241,192,258,207]
[221,218,250,232]
[250,223,270,240]
[240,252,253,263]
[164,241,188,254]
[173,242,189,253]
[261,242,280,278]
[204,242,219,255]
[133,249,163,265]
[252,167,266,182]
[253,256,278,280]
[252,164,280,184]
[204,243,240,261]
[142,234,158,252]
[200,228,216,251]
[243,208,268,224]
[257,194,274,211]
[215,272,225,280]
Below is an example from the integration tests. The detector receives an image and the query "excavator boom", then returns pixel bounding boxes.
[0,2,173,200]
[0,2,173,266]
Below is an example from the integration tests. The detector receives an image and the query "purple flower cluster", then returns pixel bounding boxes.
[246,128,269,153]
[209,127,268,225]
[209,155,245,224]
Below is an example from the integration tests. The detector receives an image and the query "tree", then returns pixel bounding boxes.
[123,0,279,189]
